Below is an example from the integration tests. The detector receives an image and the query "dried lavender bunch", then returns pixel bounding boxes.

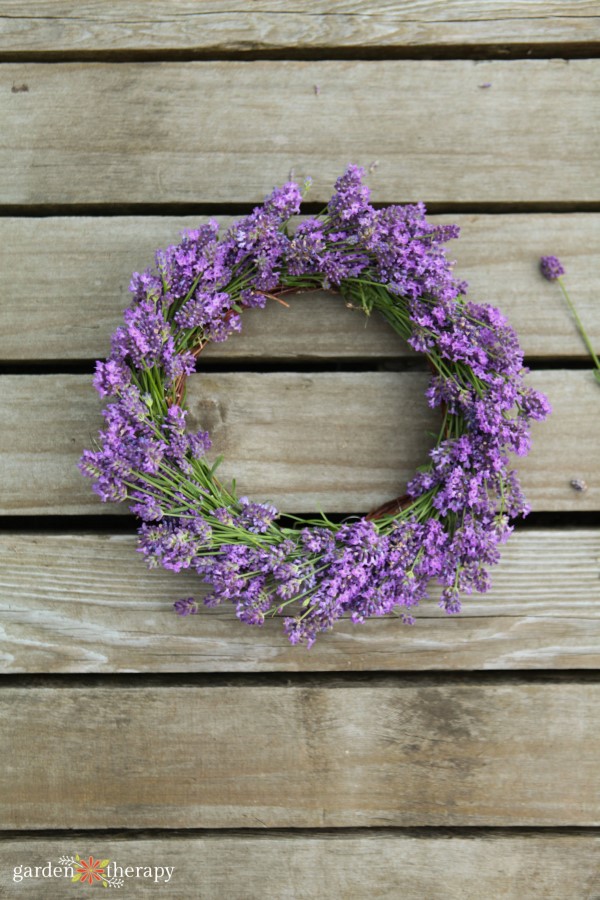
[81,166,550,647]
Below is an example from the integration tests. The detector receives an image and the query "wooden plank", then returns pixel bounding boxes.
[1,2,598,54]
[0,371,600,515]
[2,61,599,205]
[0,530,599,673]
[1,833,600,899]
[1,214,598,362]
[0,370,597,515]
[1,681,599,827]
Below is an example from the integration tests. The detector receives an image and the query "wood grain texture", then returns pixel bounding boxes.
[2,61,599,205]
[1,832,600,899]
[0,530,599,673]
[1,681,599,828]
[1,2,598,53]
[2,0,599,883]
[0,370,597,515]
[2,214,598,361]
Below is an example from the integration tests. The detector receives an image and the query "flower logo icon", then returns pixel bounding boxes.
[57,852,123,888]
[72,855,109,886]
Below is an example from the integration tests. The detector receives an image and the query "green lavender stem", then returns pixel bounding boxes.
[557,275,600,383]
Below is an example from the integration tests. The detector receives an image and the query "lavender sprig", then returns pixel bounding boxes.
[540,255,600,384]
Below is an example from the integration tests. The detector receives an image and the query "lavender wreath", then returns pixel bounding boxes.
[80,166,550,647]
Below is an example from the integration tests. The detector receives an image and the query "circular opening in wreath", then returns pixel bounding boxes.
[183,289,440,519]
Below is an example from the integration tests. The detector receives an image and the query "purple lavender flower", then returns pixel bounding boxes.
[175,291,232,329]
[264,181,303,220]
[235,497,279,534]
[92,359,131,397]
[540,255,565,281]
[174,597,198,616]
[328,164,372,223]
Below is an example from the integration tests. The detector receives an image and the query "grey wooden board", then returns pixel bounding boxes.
[2,61,600,205]
[1,214,598,361]
[1,2,598,53]
[1,681,599,828]
[0,370,597,515]
[0,530,599,673]
[1,1,598,891]
[1,832,599,899]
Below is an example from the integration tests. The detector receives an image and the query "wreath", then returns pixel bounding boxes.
[80,165,550,647]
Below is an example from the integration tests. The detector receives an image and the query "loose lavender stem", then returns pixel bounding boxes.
[557,276,600,378]
[540,255,600,383]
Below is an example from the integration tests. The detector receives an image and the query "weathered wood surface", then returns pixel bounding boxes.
[2,681,599,828]
[1,2,598,54]
[2,214,598,361]
[2,6,600,893]
[2,61,599,206]
[1,832,600,899]
[1,530,598,673]
[0,370,597,515]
